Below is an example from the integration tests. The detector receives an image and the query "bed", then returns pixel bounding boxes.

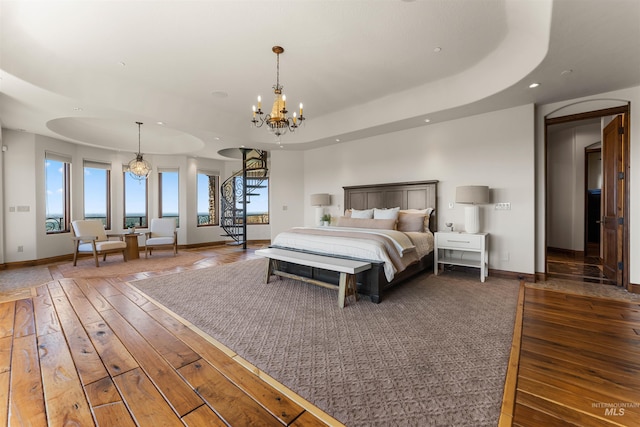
[270,180,438,303]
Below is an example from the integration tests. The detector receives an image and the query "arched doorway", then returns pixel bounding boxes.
[545,102,630,289]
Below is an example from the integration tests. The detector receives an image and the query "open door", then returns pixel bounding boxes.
[601,115,624,285]
[584,147,601,258]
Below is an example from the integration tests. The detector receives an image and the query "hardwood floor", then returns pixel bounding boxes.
[547,247,614,285]
[3,245,640,426]
[0,245,340,426]
[502,285,640,426]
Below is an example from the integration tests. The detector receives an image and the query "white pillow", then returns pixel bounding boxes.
[373,207,400,220]
[350,208,374,219]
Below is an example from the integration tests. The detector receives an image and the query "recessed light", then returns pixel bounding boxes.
[433,47,442,53]
[214,137,220,141]
[424,118,431,123]
[335,139,340,142]
[529,82,540,88]
[156,121,164,125]
[73,107,83,111]
[118,61,126,67]
[561,69,573,75]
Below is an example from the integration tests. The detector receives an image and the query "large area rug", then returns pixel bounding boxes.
[131,258,519,426]
[57,251,206,278]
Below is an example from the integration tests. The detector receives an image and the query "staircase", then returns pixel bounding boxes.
[220,149,268,248]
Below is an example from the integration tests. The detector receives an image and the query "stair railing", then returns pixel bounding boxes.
[220,149,268,248]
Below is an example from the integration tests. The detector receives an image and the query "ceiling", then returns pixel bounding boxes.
[1,0,639,160]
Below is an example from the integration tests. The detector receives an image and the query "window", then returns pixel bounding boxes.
[83,160,111,229]
[240,176,269,224]
[159,169,179,227]
[45,152,71,233]
[123,168,148,228]
[197,171,218,226]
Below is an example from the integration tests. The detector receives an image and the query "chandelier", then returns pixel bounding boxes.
[127,121,151,181]
[251,46,306,137]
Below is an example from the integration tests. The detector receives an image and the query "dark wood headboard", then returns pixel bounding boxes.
[343,180,438,232]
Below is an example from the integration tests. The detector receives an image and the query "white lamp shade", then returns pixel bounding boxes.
[310,193,330,206]
[455,186,489,205]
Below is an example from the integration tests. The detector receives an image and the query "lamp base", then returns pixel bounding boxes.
[464,205,480,234]
[315,206,324,226]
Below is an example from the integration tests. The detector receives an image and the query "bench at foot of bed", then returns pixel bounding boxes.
[255,248,372,308]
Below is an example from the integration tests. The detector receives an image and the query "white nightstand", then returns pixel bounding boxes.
[434,232,489,282]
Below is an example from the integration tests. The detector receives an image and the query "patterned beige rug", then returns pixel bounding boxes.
[131,258,520,426]
[57,251,206,278]
[0,266,53,292]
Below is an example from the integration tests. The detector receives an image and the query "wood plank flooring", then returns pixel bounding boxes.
[3,245,640,426]
[0,246,341,426]
[507,286,640,426]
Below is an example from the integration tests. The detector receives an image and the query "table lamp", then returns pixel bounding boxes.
[455,186,489,233]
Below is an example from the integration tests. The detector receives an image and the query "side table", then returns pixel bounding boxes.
[124,233,142,260]
[434,232,489,282]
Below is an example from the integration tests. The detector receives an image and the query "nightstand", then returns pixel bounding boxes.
[434,232,489,282]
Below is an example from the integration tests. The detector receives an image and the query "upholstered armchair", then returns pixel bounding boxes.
[71,220,127,267]
[144,218,178,258]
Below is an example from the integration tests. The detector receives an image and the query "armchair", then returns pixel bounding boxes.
[71,220,127,267]
[144,218,178,258]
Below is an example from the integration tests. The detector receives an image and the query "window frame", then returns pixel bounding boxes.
[45,152,71,234]
[83,160,112,230]
[123,167,149,229]
[158,169,180,227]
[196,170,219,227]
[236,175,270,225]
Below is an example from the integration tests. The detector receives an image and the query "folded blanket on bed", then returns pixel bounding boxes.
[271,227,421,281]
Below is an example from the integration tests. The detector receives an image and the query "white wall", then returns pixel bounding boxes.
[0,130,258,263]
[0,125,5,264]
[3,130,37,262]
[269,150,305,238]
[547,122,600,251]
[294,104,536,275]
[536,85,640,285]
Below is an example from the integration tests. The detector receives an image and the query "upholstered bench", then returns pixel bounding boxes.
[255,248,371,308]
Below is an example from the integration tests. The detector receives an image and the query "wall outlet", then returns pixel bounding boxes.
[17,246,23,253]
[495,202,511,210]
[448,202,454,209]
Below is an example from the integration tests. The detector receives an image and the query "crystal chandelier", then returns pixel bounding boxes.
[251,46,306,137]
[127,121,151,181]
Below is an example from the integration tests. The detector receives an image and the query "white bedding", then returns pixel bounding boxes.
[271,226,434,281]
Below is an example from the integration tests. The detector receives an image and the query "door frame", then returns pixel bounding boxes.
[544,105,630,289]
[583,146,601,258]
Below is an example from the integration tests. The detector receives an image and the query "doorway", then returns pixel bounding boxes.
[584,146,601,258]
[545,105,630,287]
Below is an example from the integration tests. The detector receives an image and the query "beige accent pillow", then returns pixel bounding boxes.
[397,212,427,232]
[398,208,434,232]
[336,217,397,230]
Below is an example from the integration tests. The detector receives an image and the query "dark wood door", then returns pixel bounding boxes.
[601,115,624,284]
